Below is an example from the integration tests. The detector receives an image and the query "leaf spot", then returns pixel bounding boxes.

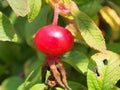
[94,67,101,78]
[103,59,108,65]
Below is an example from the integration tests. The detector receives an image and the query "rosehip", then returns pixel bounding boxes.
[34,4,73,90]
[34,24,74,56]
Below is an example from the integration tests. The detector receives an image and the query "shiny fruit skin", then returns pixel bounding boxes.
[34,24,74,56]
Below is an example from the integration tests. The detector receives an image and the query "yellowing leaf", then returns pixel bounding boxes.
[71,8,106,52]
[28,0,42,22]
[100,6,120,40]
[87,50,120,90]
[7,0,30,17]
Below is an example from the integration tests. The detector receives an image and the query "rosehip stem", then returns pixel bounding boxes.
[52,3,59,25]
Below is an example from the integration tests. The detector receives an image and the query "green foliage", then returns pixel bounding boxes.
[0,0,120,90]
[25,5,51,48]
[63,44,89,74]
[68,81,87,90]
[87,51,120,90]
[74,0,102,17]
[0,12,17,41]
[2,76,24,90]
[71,8,106,52]
[6,0,30,16]
[29,84,47,90]
[28,0,42,22]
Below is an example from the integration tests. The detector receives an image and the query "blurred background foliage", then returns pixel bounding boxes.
[0,0,120,90]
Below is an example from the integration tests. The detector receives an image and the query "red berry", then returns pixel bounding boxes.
[34,24,74,56]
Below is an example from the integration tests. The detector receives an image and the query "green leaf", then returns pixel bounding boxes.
[28,0,42,22]
[54,87,64,90]
[0,0,9,10]
[68,81,87,90]
[110,0,120,6]
[2,76,23,90]
[0,64,6,76]
[18,50,45,90]
[14,17,27,43]
[23,59,43,90]
[6,0,30,17]
[107,42,120,54]
[17,82,29,90]
[71,8,106,52]
[113,86,120,90]
[54,81,87,90]
[0,41,21,64]
[25,5,50,48]
[78,0,102,17]
[71,43,88,54]
[29,84,47,90]
[87,50,120,90]
[63,44,89,74]
[0,12,17,42]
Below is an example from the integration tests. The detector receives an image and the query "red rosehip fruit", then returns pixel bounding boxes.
[34,24,74,56]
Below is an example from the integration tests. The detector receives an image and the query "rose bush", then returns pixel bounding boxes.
[0,0,120,90]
